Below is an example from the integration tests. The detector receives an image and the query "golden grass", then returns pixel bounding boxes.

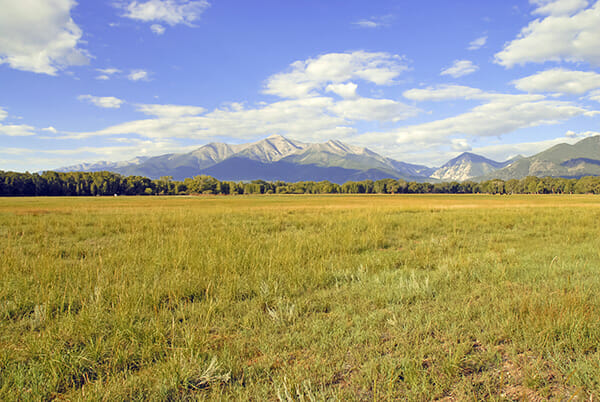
[1,194,600,400]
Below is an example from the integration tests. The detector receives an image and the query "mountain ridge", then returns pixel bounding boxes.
[478,136,600,180]
[431,152,516,182]
[56,135,600,183]
[57,135,434,183]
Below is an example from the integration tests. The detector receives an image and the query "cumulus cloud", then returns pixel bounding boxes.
[0,0,90,75]
[117,0,210,33]
[62,46,421,143]
[0,107,7,121]
[468,35,487,50]
[394,95,589,145]
[451,138,472,152]
[128,69,150,81]
[66,97,347,142]
[264,51,409,98]
[440,60,478,78]
[63,91,419,143]
[326,82,358,98]
[352,88,595,160]
[495,0,600,67]
[69,52,416,142]
[78,95,125,109]
[513,68,600,94]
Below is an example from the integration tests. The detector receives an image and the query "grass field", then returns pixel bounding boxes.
[2,194,600,400]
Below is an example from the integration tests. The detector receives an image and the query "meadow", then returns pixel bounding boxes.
[2,194,600,400]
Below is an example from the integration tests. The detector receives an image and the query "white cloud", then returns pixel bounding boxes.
[119,0,210,26]
[0,0,90,75]
[355,129,600,167]
[150,24,166,34]
[326,82,358,98]
[513,68,600,94]
[97,68,121,75]
[42,126,57,133]
[95,67,121,80]
[440,60,478,78]
[495,1,600,67]
[0,124,36,137]
[394,95,589,145]
[0,106,36,136]
[66,97,347,142]
[531,0,589,16]
[352,91,594,160]
[78,95,125,109]
[354,20,379,28]
[468,35,487,50]
[589,89,600,102]
[451,138,472,152]
[136,104,206,117]
[565,129,600,137]
[128,69,150,81]
[264,51,409,98]
[403,85,487,101]
[352,15,392,29]
[329,98,420,123]
[62,90,419,144]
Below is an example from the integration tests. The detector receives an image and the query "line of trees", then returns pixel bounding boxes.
[1,170,600,196]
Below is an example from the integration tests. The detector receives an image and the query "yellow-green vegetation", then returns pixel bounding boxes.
[2,195,600,400]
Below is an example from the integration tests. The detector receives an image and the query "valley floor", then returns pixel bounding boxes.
[2,194,600,400]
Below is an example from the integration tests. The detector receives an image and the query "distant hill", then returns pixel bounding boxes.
[430,152,517,182]
[55,156,150,173]
[478,136,600,180]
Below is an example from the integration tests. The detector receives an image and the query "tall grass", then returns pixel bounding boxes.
[1,194,600,399]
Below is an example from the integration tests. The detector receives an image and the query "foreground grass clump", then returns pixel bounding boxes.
[1,194,600,400]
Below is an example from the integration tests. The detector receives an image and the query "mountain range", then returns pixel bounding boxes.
[56,135,600,183]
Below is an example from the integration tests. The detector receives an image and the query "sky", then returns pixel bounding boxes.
[1,0,600,172]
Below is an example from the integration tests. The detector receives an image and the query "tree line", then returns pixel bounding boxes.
[1,170,600,196]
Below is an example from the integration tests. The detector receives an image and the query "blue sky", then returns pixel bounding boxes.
[1,0,599,171]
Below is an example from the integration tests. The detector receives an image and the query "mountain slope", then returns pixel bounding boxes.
[479,136,600,180]
[56,157,150,173]
[56,135,434,181]
[199,157,404,184]
[234,135,307,162]
[282,140,431,179]
[431,152,514,182]
[56,135,600,183]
